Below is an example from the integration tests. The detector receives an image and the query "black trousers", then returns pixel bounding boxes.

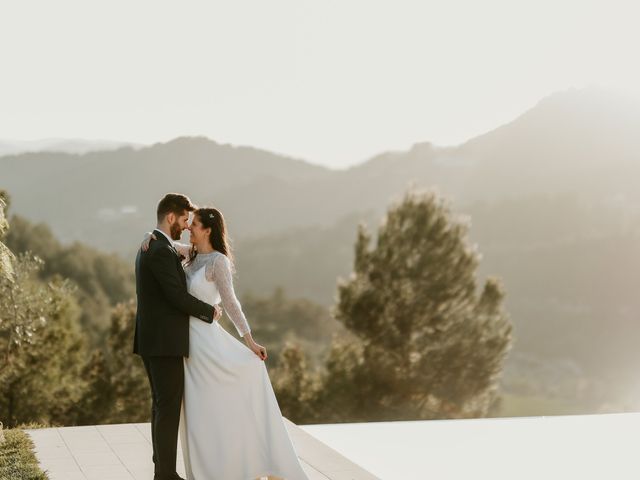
[142,355,184,480]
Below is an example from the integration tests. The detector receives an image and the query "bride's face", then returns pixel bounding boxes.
[189,215,211,247]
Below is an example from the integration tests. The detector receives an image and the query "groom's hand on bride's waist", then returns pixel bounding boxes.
[213,304,223,321]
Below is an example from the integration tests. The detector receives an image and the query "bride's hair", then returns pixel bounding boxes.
[187,206,234,269]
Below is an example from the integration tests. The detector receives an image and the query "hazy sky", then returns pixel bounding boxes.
[1,0,638,168]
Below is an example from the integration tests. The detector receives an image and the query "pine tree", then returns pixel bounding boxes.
[322,190,513,420]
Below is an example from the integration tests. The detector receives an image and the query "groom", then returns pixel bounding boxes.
[134,193,222,480]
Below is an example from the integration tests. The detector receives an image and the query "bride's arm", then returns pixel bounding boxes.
[140,232,156,251]
[210,254,251,337]
[140,232,191,258]
[209,254,267,360]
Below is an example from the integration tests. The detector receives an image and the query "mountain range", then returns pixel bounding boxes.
[3,86,640,411]
[3,88,639,245]
[0,138,141,157]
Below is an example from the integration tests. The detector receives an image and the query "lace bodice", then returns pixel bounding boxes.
[176,244,251,338]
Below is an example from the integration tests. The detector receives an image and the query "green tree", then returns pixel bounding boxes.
[316,190,513,421]
[5,215,136,343]
[75,301,150,424]
[0,196,147,427]
[75,349,115,425]
[0,253,87,427]
[106,302,150,423]
[240,287,341,368]
[271,343,318,423]
[0,192,14,281]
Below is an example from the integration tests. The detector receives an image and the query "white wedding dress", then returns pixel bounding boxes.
[177,249,309,480]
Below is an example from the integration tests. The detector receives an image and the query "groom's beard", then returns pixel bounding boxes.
[169,221,183,240]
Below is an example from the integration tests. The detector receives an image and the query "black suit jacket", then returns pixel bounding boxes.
[133,229,214,357]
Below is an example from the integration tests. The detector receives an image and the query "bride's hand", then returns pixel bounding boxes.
[246,338,268,361]
[141,232,157,251]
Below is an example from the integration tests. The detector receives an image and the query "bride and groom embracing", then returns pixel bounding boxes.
[133,193,309,480]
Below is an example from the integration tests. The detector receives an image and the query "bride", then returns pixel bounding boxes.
[143,206,309,480]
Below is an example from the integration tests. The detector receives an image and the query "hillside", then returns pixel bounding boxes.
[3,88,640,250]
[3,87,640,411]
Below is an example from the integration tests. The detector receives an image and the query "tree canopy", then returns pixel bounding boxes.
[314,190,513,421]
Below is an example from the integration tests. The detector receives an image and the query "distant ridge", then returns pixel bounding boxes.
[3,87,640,246]
[0,138,143,157]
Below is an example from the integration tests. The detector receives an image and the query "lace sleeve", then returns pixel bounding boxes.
[208,253,251,337]
[173,241,191,258]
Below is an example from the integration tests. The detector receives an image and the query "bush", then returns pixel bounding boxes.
[0,428,48,480]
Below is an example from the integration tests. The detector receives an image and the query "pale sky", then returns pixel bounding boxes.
[1,0,638,168]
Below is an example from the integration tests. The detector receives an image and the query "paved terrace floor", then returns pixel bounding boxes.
[304,412,640,479]
[26,418,379,480]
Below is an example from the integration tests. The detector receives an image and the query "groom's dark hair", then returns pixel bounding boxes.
[156,193,196,222]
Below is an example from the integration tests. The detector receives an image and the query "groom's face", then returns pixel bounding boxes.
[168,210,190,240]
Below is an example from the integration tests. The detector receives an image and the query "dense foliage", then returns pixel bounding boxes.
[273,190,513,423]
[0,189,513,427]
[4,214,135,343]
[0,254,86,427]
